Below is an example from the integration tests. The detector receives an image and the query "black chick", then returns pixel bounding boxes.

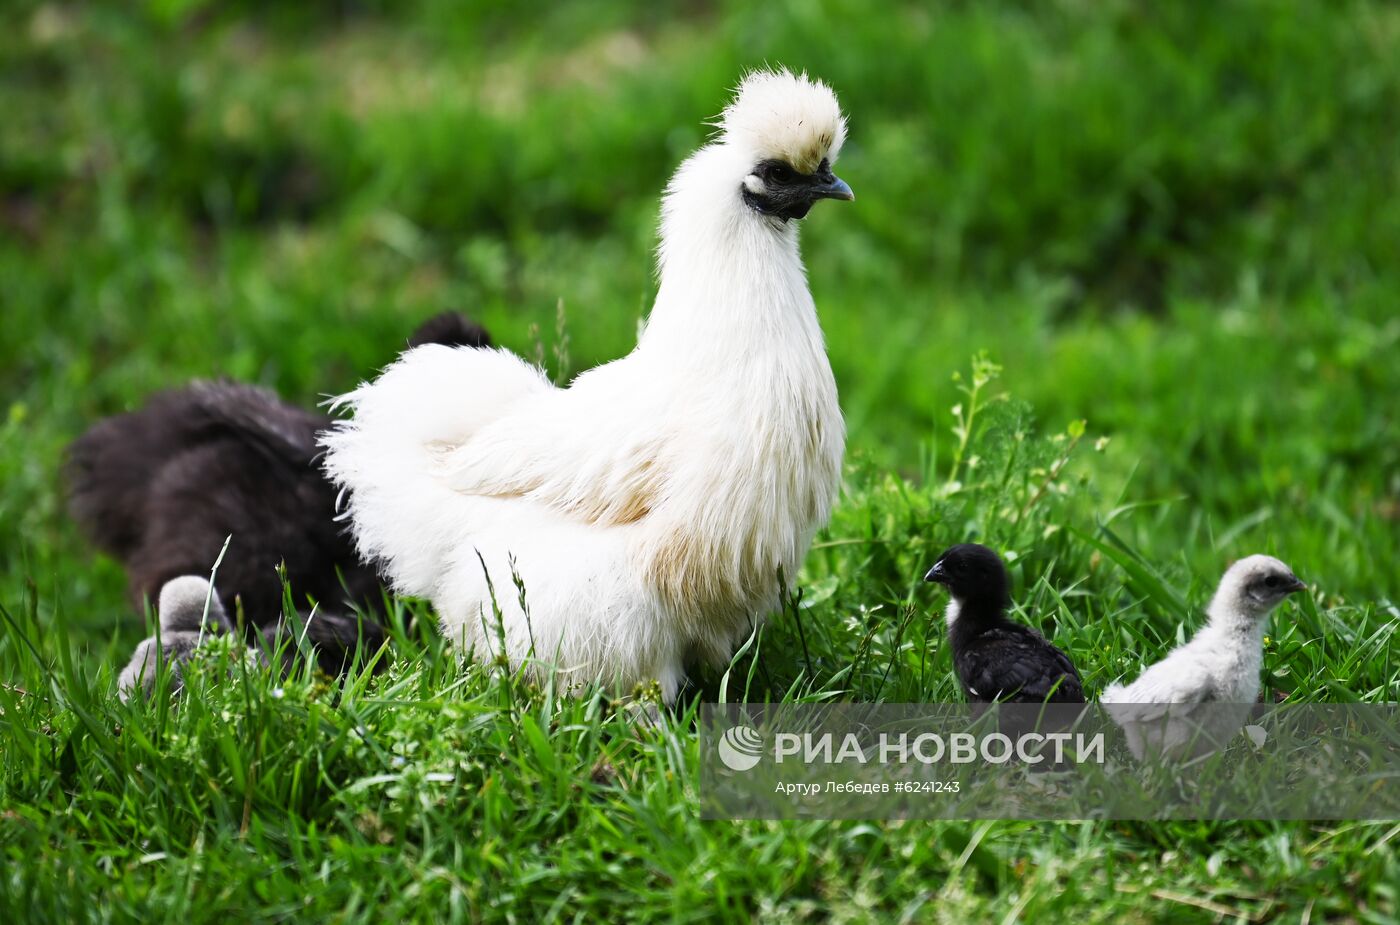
[67,311,491,673]
[924,544,1084,704]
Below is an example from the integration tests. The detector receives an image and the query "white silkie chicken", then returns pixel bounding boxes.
[323,70,854,700]
[1101,555,1307,760]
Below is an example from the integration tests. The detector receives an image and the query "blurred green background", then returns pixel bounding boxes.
[3,0,1396,630]
[1,0,1398,919]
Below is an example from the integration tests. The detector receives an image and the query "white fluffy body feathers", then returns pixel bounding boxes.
[322,70,848,699]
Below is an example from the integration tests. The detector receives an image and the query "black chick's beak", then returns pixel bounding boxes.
[813,175,854,202]
[924,561,947,585]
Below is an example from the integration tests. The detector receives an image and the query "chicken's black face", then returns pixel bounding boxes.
[923,543,1011,608]
[742,157,854,222]
[1242,564,1308,608]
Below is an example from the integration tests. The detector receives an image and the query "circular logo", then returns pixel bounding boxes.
[717,725,765,772]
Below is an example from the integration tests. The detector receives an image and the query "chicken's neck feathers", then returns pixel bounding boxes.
[1202,597,1271,644]
[642,144,824,361]
[947,595,1025,653]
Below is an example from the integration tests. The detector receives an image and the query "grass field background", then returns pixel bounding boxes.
[2,0,1398,920]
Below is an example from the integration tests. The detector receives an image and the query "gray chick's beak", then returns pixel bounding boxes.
[924,562,947,584]
[1285,576,1308,594]
[814,176,854,202]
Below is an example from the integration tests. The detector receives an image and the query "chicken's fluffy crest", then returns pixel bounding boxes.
[718,69,847,174]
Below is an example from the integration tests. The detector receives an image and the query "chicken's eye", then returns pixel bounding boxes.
[1264,575,1280,588]
[767,163,798,184]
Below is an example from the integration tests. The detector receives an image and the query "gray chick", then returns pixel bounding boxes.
[1101,554,1307,760]
[117,575,235,699]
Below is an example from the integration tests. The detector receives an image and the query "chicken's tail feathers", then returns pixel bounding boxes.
[321,345,551,596]
[1099,684,1178,728]
[66,382,322,559]
[66,413,155,559]
[1097,684,1138,728]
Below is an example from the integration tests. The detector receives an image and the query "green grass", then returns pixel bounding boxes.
[3,0,1398,920]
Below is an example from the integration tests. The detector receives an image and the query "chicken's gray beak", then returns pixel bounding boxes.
[924,562,947,584]
[814,176,854,202]
[1285,577,1308,594]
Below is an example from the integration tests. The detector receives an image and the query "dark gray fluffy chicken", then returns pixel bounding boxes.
[68,312,490,678]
